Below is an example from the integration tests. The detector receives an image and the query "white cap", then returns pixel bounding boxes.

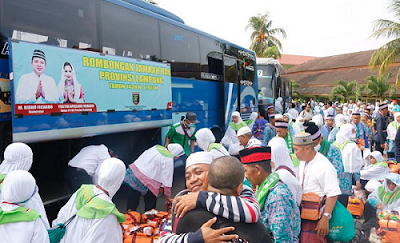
[185,151,213,169]
[275,114,284,120]
[237,126,251,137]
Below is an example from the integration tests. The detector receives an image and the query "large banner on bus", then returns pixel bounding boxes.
[10,41,172,116]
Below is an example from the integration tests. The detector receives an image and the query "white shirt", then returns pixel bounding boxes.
[68,145,111,176]
[0,204,49,243]
[298,152,341,199]
[52,188,122,243]
[15,72,59,103]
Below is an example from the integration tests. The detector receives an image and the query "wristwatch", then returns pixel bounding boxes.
[323,212,332,219]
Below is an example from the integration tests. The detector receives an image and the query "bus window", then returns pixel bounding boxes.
[224,55,238,83]
[99,1,161,59]
[160,22,200,79]
[199,36,223,81]
[258,65,275,100]
[1,0,98,49]
[239,58,255,86]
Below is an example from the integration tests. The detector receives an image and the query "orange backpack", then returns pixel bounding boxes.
[347,196,364,218]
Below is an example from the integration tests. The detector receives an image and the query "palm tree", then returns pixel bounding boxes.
[366,73,396,101]
[290,80,301,98]
[356,84,367,101]
[246,13,287,57]
[263,46,281,59]
[331,80,358,102]
[369,0,400,87]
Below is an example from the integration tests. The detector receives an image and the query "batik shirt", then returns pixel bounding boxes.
[319,141,346,194]
[263,124,276,145]
[341,172,361,195]
[353,122,369,149]
[261,181,301,243]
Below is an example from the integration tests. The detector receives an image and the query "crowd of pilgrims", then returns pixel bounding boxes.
[1,99,400,243]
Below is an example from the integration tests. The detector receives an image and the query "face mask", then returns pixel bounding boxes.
[314,144,321,152]
[188,123,196,128]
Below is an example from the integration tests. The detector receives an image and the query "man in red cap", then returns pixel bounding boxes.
[239,146,300,242]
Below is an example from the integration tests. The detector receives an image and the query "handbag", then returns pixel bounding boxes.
[328,202,355,242]
[47,193,99,243]
[300,192,323,221]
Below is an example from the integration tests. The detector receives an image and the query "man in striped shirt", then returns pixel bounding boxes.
[159,152,260,243]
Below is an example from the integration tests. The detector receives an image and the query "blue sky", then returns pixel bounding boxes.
[158,0,394,57]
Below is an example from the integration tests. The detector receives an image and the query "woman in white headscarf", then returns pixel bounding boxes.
[293,116,304,135]
[53,158,127,243]
[334,124,364,195]
[268,137,302,205]
[0,170,49,243]
[58,62,85,103]
[124,144,184,211]
[0,143,49,228]
[195,128,229,159]
[221,111,247,155]
[328,114,345,142]
[361,151,389,181]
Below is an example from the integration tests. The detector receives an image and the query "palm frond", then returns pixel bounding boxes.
[372,19,400,39]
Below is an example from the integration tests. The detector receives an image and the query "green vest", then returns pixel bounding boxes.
[208,143,223,151]
[0,206,40,225]
[229,122,247,131]
[373,162,388,168]
[75,185,126,223]
[156,145,174,158]
[333,140,354,151]
[378,186,400,205]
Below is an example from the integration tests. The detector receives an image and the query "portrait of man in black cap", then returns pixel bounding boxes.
[15,49,59,104]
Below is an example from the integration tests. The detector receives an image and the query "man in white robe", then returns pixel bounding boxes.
[53,158,126,243]
[0,170,49,243]
[15,49,59,104]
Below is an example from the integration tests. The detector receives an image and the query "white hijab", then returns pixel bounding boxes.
[0,171,49,243]
[167,144,184,157]
[335,123,356,145]
[232,111,243,125]
[268,137,295,171]
[336,124,363,173]
[1,170,36,207]
[268,137,302,205]
[58,62,84,103]
[195,128,216,151]
[312,114,324,127]
[334,114,345,127]
[0,143,33,174]
[370,151,385,163]
[97,158,126,198]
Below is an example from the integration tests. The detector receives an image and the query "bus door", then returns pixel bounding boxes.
[0,37,12,159]
[223,55,239,129]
